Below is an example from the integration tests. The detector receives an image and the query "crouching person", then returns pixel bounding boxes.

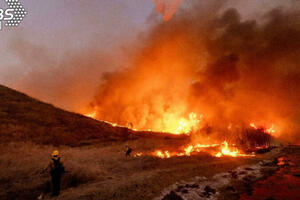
[43,150,65,196]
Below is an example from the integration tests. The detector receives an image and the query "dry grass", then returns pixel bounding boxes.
[0,84,133,146]
[0,84,188,147]
[0,140,261,200]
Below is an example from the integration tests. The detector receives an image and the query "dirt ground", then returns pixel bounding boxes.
[240,145,300,200]
[0,138,287,200]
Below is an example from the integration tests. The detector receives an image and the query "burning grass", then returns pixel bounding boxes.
[0,140,267,200]
[84,112,274,160]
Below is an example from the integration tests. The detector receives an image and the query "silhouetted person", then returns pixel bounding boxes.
[125,145,132,157]
[44,150,65,196]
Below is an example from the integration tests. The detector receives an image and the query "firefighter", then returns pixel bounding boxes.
[43,150,65,196]
[125,145,132,157]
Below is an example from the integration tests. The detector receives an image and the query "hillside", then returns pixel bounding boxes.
[0,84,132,146]
[0,84,187,146]
[0,85,294,200]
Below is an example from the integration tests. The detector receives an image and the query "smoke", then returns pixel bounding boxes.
[152,0,184,21]
[90,2,300,143]
[0,1,143,112]
[6,38,118,112]
[1,1,298,144]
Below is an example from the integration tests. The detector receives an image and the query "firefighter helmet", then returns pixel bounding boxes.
[51,150,59,158]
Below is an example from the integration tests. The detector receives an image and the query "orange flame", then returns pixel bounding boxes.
[165,112,202,134]
[142,141,253,159]
[85,111,97,118]
[216,141,239,157]
[266,124,275,134]
[184,145,194,156]
[84,111,202,135]
[250,122,276,136]
[155,150,171,158]
[250,122,257,129]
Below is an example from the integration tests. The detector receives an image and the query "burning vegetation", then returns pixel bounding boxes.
[1,1,299,200]
[82,1,300,158]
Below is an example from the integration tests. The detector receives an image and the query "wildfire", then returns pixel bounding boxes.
[184,145,194,156]
[154,150,171,158]
[133,152,143,157]
[85,112,273,159]
[84,111,202,135]
[250,123,257,129]
[249,122,276,135]
[85,111,97,118]
[138,141,253,159]
[171,113,202,134]
[214,141,252,157]
[85,111,137,129]
[266,124,275,134]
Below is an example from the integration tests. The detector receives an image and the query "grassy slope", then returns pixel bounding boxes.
[0,84,186,146]
[0,84,135,146]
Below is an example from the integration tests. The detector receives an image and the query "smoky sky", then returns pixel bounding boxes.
[90,1,300,143]
[0,0,155,111]
[0,0,299,142]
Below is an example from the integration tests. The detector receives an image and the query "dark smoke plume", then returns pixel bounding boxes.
[91,2,300,143]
